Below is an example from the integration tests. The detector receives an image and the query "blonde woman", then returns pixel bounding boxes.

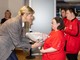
[0,6,41,60]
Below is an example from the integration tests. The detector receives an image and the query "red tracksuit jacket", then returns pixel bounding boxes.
[64,18,80,54]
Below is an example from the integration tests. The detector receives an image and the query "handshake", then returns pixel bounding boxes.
[26,32,48,49]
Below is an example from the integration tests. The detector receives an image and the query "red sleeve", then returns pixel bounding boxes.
[64,19,78,36]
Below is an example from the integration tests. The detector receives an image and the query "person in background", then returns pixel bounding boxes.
[1,10,11,24]
[60,7,67,24]
[61,7,66,19]
[0,6,42,60]
[64,7,80,60]
[40,17,66,60]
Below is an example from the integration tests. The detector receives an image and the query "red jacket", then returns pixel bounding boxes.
[78,20,80,50]
[64,18,80,54]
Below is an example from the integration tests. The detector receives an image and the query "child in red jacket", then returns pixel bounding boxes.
[40,17,66,60]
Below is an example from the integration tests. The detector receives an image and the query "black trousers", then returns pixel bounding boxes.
[66,53,78,60]
[7,50,18,60]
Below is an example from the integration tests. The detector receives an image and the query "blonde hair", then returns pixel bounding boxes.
[18,6,34,16]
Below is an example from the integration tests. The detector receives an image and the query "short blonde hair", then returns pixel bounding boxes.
[18,6,34,15]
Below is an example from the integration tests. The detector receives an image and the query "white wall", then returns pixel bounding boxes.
[0,0,56,34]
[30,0,56,34]
[8,0,24,17]
[0,0,24,22]
[0,0,8,22]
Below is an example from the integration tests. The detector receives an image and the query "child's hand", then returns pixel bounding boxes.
[40,48,45,53]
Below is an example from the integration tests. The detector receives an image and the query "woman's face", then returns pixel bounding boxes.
[23,13,34,26]
[51,19,60,31]
[5,12,11,18]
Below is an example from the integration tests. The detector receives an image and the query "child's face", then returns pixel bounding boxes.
[66,10,72,20]
[51,19,60,31]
